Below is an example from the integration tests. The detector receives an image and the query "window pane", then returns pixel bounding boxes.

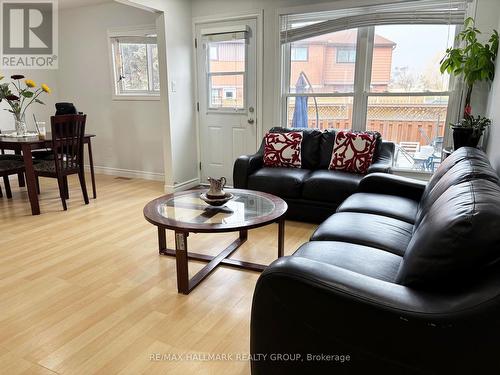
[290,29,358,94]
[370,25,455,93]
[291,46,308,61]
[209,74,244,109]
[120,43,148,91]
[366,95,448,171]
[208,39,245,73]
[287,96,353,129]
[150,44,160,91]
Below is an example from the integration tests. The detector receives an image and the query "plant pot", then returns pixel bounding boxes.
[452,126,480,149]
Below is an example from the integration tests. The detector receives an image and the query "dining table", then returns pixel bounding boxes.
[0,132,96,215]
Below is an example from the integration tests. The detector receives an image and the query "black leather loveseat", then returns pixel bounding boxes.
[251,147,500,375]
[234,127,395,222]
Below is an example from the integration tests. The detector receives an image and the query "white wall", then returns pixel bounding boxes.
[471,0,500,119]
[125,0,198,189]
[485,3,500,174]
[58,2,165,179]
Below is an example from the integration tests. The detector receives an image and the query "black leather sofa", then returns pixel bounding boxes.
[234,127,395,222]
[251,147,500,375]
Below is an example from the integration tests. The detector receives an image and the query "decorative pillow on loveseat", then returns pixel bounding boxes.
[263,132,303,168]
[329,131,378,174]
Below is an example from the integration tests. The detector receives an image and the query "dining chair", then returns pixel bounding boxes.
[33,115,89,210]
[0,159,25,199]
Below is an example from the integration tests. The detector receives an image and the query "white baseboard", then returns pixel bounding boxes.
[84,165,165,181]
[165,178,200,193]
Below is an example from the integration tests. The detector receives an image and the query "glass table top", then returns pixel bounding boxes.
[157,190,276,226]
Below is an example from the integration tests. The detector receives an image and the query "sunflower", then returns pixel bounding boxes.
[41,84,51,94]
[25,79,36,88]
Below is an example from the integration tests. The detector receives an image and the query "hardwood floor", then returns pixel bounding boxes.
[0,174,316,374]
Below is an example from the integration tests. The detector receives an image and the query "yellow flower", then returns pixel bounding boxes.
[41,84,51,94]
[25,79,36,88]
[0,75,4,80]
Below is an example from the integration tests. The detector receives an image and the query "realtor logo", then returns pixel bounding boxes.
[1,0,58,69]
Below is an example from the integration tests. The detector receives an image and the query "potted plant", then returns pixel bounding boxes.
[0,74,51,136]
[452,115,491,148]
[440,17,498,149]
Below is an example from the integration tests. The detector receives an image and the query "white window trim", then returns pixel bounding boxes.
[107,25,160,101]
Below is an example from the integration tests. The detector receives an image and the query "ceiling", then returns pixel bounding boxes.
[59,0,112,10]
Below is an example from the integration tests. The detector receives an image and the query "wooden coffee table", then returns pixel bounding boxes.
[143,188,288,294]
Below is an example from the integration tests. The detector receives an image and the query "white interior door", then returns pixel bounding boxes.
[196,18,258,186]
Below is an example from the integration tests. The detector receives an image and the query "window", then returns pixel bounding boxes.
[206,36,246,110]
[223,88,236,99]
[110,34,160,98]
[291,46,308,61]
[209,45,218,60]
[336,48,356,63]
[281,1,466,172]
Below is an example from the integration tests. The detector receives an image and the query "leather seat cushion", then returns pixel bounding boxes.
[311,212,414,256]
[294,241,403,282]
[338,193,419,224]
[248,167,311,199]
[302,170,363,204]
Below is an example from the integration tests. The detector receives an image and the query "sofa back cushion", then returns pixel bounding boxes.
[414,157,500,227]
[420,147,490,203]
[398,179,500,288]
[269,127,322,169]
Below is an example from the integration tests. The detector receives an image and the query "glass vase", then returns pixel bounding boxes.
[14,113,27,136]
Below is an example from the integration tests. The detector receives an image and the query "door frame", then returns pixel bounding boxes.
[192,9,264,185]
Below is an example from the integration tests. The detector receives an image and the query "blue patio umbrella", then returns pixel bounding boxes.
[292,74,308,128]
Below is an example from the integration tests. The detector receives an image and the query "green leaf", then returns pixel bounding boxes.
[35,99,45,105]
[21,91,34,98]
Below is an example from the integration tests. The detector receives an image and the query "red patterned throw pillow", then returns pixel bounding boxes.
[329,131,377,174]
[263,132,303,168]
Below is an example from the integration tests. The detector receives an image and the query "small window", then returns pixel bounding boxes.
[336,48,356,63]
[111,34,160,98]
[291,46,308,61]
[207,38,246,110]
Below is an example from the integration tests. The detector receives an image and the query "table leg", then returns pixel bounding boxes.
[15,150,25,187]
[175,232,189,294]
[87,140,97,199]
[278,219,285,258]
[158,227,166,255]
[240,229,248,241]
[21,145,40,215]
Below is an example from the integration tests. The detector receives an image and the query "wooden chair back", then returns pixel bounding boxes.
[50,114,87,175]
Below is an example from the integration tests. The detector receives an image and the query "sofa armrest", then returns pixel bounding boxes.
[233,152,263,188]
[251,256,500,374]
[367,141,395,174]
[358,172,427,201]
